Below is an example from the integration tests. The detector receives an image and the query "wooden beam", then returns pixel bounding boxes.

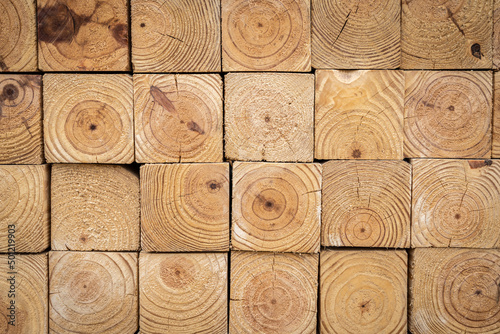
[0,0,37,71]
[131,0,221,72]
[49,251,138,333]
[37,0,130,71]
[230,251,318,334]
[320,250,407,333]
[222,0,311,71]
[312,0,400,69]
[51,164,140,251]
[405,71,492,158]
[402,0,492,69]
[315,70,404,160]
[0,165,49,253]
[134,74,223,163]
[43,74,134,163]
[0,75,43,164]
[322,160,411,248]
[140,252,228,333]
[232,162,321,253]
[412,159,500,248]
[225,73,314,162]
[494,71,500,158]
[409,248,500,333]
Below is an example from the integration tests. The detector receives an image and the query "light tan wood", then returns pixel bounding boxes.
[402,0,492,69]
[232,162,321,253]
[37,0,129,71]
[51,164,140,251]
[0,253,48,334]
[141,163,229,252]
[43,74,134,163]
[131,0,221,72]
[49,251,138,333]
[412,159,500,248]
[225,73,314,162]
[140,253,227,334]
[230,251,318,334]
[405,71,492,158]
[0,75,43,164]
[315,70,404,160]
[312,0,400,69]
[494,0,500,69]
[0,165,49,253]
[409,248,500,334]
[134,74,223,163]
[494,71,500,158]
[320,250,407,334]
[0,0,37,71]
[222,0,310,71]
[322,160,411,248]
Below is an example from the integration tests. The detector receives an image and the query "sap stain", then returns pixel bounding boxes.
[0,61,7,71]
[37,4,90,44]
[187,121,205,135]
[468,160,492,169]
[352,149,362,158]
[150,86,178,116]
[471,43,482,59]
[1,84,19,101]
[111,23,128,47]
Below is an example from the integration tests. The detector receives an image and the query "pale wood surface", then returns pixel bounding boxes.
[0,0,37,71]
[0,165,49,253]
[0,253,48,334]
[320,250,407,334]
[312,0,400,69]
[315,70,404,160]
[51,164,140,251]
[140,253,227,334]
[402,0,492,69]
[230,251,318,334]
[43,74,134,163]
[232,162,321,253]
[494,0,500,69]
[225,73,314,162]
[322,160,411,248]
[404,71,492,158]
[409,248,500,334]
[134,74,223,163]
[49,252,138,333]
[131,0,221,72]
[412,159,500,248]
[141,163,230,252]
[37,0,130,71]
[0,75,43,164]
[494,71,500,158]
[222,0,310,71]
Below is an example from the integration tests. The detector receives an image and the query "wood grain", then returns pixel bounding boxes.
[402,0,492,69]
[494,0,500,69]
[322,160,411,248]
[140,253,227,334]
[37,0,130,71]
[141,163,230,252]
[0,253,48,334]
[0,0,37,71]
[0,165,49,253]
[51,164,140,251]
[312,0,400,69]
[230,251,318,334]
[315,70,404,160]
[134,74,223,163]
[0,75,43,164]
[320,250,407,334]
[232,162,321,253]
[412,159,500,248]
[225,73,314,162]
[222,0,310,71]
[49,252,138,334]
[494,71,500,158]
[131,0,220,72]
[409,248,500,334]
[404,71,492,158]
[43,74,134,163]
